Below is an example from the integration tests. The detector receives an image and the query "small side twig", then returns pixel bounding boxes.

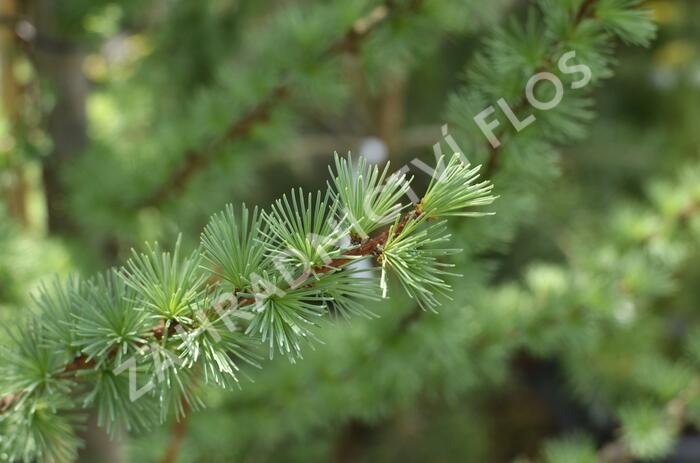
[159,399,191,463]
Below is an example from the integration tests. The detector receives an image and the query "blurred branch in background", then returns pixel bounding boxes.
[140,0,423,208]
[264,124,440,166]
[159,399,190,463]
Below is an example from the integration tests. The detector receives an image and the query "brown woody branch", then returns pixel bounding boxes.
[575,0,598,24]
[0,394,17,413]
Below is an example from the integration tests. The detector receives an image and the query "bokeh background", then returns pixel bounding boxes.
[1,0,700,462]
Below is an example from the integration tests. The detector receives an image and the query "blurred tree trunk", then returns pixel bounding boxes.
[0,0,28,227]
[33,0,87,234]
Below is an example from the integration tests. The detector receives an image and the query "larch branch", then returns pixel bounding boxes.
[483,0,599,177]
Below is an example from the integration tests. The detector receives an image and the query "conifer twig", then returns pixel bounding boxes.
[391,0,604,338]
[597,378,700,463]
[484,0,600,177]
[0,202,425,413]
[0,152,493,423]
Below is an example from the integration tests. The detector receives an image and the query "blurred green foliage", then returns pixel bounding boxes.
[1,0,700,462]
